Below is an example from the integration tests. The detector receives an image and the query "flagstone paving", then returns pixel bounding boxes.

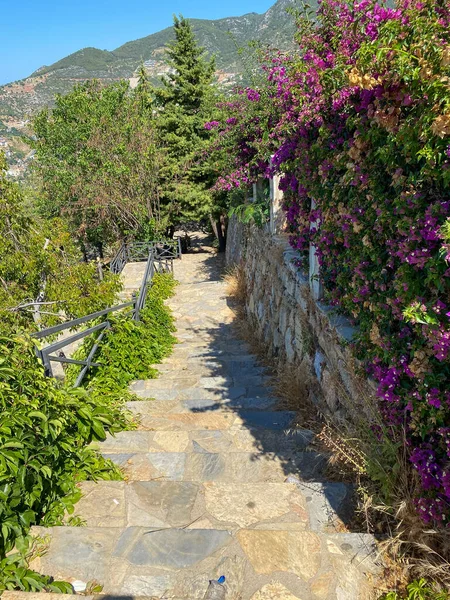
[9,237,379,600]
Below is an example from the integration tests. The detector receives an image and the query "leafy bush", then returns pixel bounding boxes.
[228,182,271,227]
[32,80,161,248]
[0,147,138,592]
[0,273,177,592]
[67,273,177,404]
[381,579,449,600]
[0,546,73,594]
[0,335,128,591]
[0,152,121,334]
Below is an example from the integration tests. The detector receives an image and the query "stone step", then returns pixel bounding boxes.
[174,336,243,347]
[156,362,267,378]
[167,350,256,363]
[172,316,232,325]
[286,476,355,533]
[74,481,308,530]
[74,480,354,533]
[129,384,271,401]
[171,341,251,355]
[28,526,378,599]
[178,348,254,358]
[128,410,296,432]
[126,397,278,415]
[161,352,259,365]
[175,329,238,339]
[130,374,270,391]
[102,450,327,482]
[174,278,226,287]
[143,372,269,386]
[96,427,314,455]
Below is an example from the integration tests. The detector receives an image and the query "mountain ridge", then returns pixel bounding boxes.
[1,0,301,111]
[0,0,308,176]
[29,9,264,78]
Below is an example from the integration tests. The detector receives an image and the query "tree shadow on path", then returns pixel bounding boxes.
[170,249,362,534]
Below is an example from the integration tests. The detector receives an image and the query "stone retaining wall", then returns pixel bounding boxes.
[226,217,376,421]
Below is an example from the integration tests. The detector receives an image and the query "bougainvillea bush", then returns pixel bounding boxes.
[209,0,450,527]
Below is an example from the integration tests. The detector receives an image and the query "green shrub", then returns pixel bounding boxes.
[0,550,73,594]
[0,152,121,335]
[0,250,177,593]
[381,579,449,600]
[0,335,127,592]
[67,273,177,403]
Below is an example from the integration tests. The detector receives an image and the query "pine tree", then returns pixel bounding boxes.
[163,15,215,111]
[155,15,218,227]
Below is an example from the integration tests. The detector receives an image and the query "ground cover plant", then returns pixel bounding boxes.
[0,335,127,592]
[381,578,449,600]
[67,273,177,405]
[0,274,177,592]
[207,0,450,586]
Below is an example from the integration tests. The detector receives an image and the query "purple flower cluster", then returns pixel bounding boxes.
[246,89,261,102]
[210,0,450,525]
[204,121,220,130]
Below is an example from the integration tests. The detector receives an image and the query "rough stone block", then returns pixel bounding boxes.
[328,313,357,342]
[321,368,339,413]
[286,476,354,532]
[272,328,281,352]
[279,305,288,334]
[314,350,326,382]
[284,327,295,363]
[284,276,296,297]
[257,300,265,321]
[294,283,309,311]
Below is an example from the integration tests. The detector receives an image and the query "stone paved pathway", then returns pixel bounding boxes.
[8,239,379,600]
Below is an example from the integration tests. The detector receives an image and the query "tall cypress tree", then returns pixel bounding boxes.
[155,15,217,228]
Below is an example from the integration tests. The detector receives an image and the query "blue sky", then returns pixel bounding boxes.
[0,0,274,85]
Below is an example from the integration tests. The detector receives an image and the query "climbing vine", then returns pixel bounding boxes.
[209,0,450,530]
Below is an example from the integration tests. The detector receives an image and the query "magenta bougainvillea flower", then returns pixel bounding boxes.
[208,0,450,525]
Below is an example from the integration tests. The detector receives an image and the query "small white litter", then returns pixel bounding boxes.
[72,580,87,592]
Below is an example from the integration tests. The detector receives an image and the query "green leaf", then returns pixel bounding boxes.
[27,411,48,422]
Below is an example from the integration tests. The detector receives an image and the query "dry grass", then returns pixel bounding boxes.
[224,263,248,306]
[317,391,450,590]
[271,361,318,427]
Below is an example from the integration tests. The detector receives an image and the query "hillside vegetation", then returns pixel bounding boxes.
[1,2,449,595]
[0,0,303,122]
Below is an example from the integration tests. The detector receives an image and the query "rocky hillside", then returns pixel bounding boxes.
[0,0,302,123]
